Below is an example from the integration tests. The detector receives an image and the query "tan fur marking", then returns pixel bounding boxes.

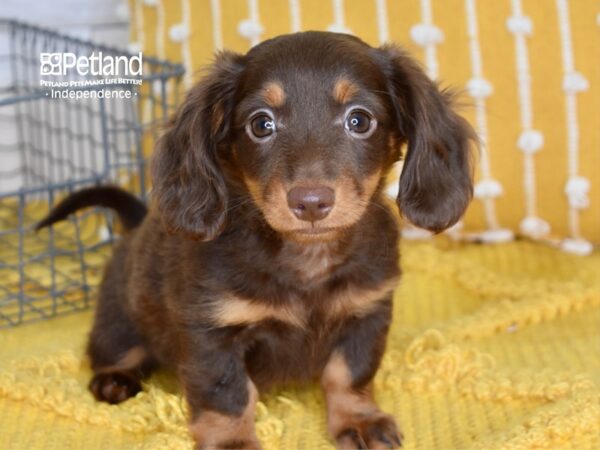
[327,277,397,319]
[190,380,260,449]
[333,78,359,104]
[262,82,286,108]
[333,170,382,227]
[244,177,266,210]
[244,170,384,241]
[96,346,147,374]
[211,294,306,329]
[321,352,378,436]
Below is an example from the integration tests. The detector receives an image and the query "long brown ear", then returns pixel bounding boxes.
[374,44,475,233]
[151,51,245,240]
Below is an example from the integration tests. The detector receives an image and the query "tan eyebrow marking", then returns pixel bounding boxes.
[261,81,286,107]
[333,78,359,104]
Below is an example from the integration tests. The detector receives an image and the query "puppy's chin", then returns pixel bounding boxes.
[282,227,344,243]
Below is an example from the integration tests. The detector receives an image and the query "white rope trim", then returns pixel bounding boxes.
[556,0,590,249]
[248,0,261,47]
[328,0,351,34]
[509,0,549,239]
[420,0,441,79]
[374,0,389,44]
[210,0,223,50]
[238,0,263,47]
[289,0,302,33]
[465,0,508,240]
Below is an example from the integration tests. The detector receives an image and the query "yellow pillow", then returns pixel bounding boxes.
[128,0,599,253]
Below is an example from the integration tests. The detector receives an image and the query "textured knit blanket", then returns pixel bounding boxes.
[1,240,599,449]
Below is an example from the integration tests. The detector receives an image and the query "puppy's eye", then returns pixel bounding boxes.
[250,114,276,139]
[345,110,373,135]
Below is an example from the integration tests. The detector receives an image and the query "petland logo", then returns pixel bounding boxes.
[40,52,142,76]
[40,52,143,100]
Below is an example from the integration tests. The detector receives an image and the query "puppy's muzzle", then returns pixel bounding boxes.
[287,186,335,222]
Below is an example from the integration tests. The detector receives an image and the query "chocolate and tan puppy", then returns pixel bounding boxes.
[38,31,474,449]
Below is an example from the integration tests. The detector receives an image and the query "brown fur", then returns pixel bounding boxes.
[38,31,475,449]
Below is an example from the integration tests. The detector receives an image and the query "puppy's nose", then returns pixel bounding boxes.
[287,187,335,222]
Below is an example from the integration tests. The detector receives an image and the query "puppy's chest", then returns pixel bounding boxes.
[209,239,396,333]
[278,241,342,282]
[210,270,397,333]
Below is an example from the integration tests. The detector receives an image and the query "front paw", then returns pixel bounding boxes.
[196,437,262,450]
[335,414,403,450]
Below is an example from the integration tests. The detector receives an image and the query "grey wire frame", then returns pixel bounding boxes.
[0,19,185,327]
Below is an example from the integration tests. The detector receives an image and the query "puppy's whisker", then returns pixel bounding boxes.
[368,199,398,224]
[225,197,254,214]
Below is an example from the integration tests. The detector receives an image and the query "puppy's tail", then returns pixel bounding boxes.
[35,186,147,232]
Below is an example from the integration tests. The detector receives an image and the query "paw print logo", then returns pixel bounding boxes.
[40,53,62,75]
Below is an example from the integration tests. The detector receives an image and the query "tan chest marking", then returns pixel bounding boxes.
[210,277,396,329]
[211,294,306,329]
[325,277,398,319]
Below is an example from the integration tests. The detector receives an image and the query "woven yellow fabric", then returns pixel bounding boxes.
[128,0,600,247]
[1,240,599,449]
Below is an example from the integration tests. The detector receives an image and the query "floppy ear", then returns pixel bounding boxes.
[374,44,475,233]
[151,51,245,240]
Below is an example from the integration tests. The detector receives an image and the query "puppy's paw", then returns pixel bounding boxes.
[335,414,402,449]
[89,372,142,404]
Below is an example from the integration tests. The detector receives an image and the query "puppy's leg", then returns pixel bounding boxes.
[322,297,402,449]
[87,251,156,404]
[178,329,261,450]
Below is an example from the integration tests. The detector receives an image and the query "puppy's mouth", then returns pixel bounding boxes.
[286,226,343,242]
[294,226,336,235]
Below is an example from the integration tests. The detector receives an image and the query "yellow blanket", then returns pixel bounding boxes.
[1,240,599,449]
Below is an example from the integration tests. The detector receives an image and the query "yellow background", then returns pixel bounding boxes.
[130,0,600,243]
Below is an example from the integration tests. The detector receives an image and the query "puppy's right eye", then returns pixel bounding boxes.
[249,114,276,139]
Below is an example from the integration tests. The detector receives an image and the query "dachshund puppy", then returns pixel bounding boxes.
[38,31,474,449]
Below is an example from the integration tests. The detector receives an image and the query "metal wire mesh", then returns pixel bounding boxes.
[0,20,184,327]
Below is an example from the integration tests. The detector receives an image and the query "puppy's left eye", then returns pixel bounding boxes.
[345,110,375,137]
[250,114,276,139]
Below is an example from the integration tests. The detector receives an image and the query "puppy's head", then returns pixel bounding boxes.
[152,32,474,242]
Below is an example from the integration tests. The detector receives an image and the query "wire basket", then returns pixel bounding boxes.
[0,20,184,327]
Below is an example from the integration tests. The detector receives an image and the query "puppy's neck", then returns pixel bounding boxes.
[277,238,346,283]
